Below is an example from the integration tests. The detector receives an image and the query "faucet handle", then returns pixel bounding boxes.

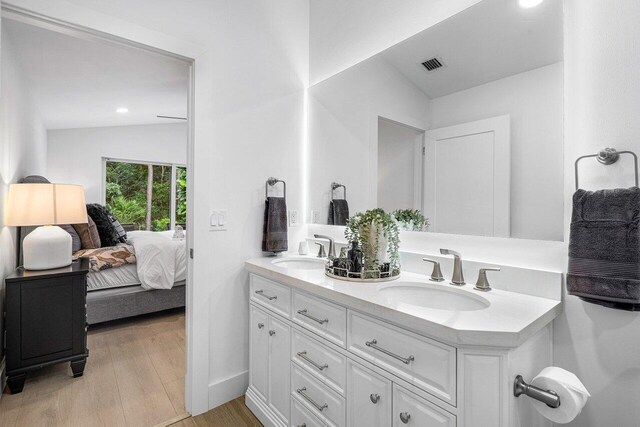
[474,268,500,292]
[315,242,327,258]
[422,258,444,282]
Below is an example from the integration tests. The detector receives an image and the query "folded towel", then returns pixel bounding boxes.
[328,199,349,226]
[567,187,640,310]
[262,197,288,253]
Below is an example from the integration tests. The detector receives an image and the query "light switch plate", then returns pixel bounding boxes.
[311,210,320,224]
[209,209,228,231]
[289,210,298,227]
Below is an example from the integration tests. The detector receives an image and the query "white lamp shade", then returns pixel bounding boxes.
[4,183,87,226]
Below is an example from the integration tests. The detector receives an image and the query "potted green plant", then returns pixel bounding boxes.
[393,209,429,232]
[345,208,400,279]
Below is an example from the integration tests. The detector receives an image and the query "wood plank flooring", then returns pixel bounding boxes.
[0,309,261,427]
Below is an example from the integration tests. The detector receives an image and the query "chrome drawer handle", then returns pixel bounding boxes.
[255,290,277,300]
[297,309,328,324]
[297,351,328,371]
[269,330,276,336]
[365,339,415,365]
[370,393,380,404]
[400,412,411,424]
[257,323,265,329]
[296,387,328,412]
[296,424,306,427]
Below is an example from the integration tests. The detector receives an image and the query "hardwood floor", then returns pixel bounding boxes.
[0,309,261,427]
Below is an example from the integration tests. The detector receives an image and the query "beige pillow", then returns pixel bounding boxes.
[72,216,101,249]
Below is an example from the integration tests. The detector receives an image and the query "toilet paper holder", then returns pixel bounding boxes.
[514,375,561,408]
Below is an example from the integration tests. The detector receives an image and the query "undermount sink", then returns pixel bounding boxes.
[271,257,326,270]
[378,282,490,311]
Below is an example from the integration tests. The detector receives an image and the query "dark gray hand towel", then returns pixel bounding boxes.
[328,199,349,226]
[262,197,288,253]
[567,187,640,310]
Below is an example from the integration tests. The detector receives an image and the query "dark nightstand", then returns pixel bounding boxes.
[5,258,89,394]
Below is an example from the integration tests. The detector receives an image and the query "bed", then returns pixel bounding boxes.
[82,230,187,324]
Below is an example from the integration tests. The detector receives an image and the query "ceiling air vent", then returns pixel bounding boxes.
[421,57,444,72]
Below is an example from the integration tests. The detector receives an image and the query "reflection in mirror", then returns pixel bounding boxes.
[308,0,564,241]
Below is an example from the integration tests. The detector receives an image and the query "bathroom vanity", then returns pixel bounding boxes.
[245,254,562,427]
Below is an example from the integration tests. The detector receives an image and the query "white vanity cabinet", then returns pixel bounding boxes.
[246,272,554,427]
[248,304,291,426]
[346,359,392,427]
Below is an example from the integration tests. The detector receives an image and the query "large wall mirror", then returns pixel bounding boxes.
[308,0,564,241]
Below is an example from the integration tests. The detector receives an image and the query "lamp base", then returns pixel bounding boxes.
[23,225,72,270]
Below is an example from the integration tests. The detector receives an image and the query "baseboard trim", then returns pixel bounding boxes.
[245,386,287,427]
[208,370,248,409]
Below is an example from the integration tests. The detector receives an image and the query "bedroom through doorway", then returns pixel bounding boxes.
[0,9,193,426]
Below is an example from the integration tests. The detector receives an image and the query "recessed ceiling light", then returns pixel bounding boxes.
[519,0,544,8]
[116,107,129,114]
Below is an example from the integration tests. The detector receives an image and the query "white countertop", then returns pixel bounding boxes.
[246,255,562,348]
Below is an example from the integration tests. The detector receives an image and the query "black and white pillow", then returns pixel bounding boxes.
[109,215,128,243]
[86,203,126,247]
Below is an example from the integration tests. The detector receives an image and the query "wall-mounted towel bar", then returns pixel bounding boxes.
[574,147,639,190]
[331,182,346,201]
[265,177,286,200]
[513,375,561,409]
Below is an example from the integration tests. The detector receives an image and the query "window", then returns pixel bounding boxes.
[104,158,187,231]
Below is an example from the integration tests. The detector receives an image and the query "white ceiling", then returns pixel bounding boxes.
[3,18,189,130]
[379,0,563,99]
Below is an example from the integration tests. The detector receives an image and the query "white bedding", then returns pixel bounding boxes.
[127,230,187,290]
[87,230,186,291]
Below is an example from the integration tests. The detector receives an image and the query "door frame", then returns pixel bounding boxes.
[1,3,204,414]
[425,115,511,237]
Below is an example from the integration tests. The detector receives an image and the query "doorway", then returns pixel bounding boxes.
[0,6,195,424]
[377,117,426,213]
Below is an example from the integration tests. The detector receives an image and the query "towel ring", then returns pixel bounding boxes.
[331,182,346,201]
[265,177,286,200]
[574,148,639,190]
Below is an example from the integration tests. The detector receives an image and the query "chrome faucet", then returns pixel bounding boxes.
[314,234,336,259]
[440,249,465,286]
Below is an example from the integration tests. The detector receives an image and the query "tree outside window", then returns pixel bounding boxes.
[105,159,186,231]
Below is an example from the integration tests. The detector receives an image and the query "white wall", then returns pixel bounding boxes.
[377,119,423,212]
[6,0,309,415]
[554,1,640,425]
[0,22,48,363]
[47,123,187,203]
[308,55,431,224]
[309,0,482,85]
[429,63,564,241]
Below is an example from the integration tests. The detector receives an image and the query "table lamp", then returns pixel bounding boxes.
[4,183,87,270]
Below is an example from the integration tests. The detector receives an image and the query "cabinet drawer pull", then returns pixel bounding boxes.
[365,339,415,365]
[297,309,328,324]
[255,290,277,300]
[400,412,411,424]
[297,351,328,371]
[257,323,264,329]
[370,393,380,404]
[296,424,306,427]
[269,330,276,336]
[296,387,328,412]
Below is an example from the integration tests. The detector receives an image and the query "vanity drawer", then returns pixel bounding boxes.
[292,329,347,395]
[250,274,291,318]
[293,291,347,347]
[347,311,457,406]
[292,362,346,427]
[292,396,328,427]
[392,384,456,427]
